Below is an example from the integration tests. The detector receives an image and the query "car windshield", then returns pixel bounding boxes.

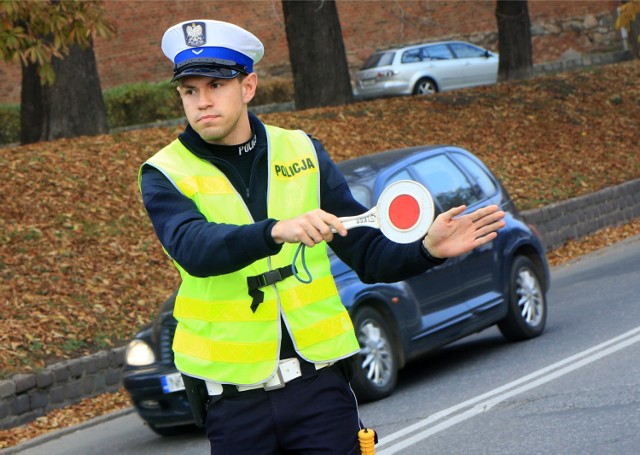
[360,51,395,69]
[347,184,372,208]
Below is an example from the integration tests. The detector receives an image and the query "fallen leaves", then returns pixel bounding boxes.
[0,388,132,449]
[546,219,640,268]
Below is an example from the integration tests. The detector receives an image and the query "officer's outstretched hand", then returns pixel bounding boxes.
[271,209,347,247]
[422,205,505,259]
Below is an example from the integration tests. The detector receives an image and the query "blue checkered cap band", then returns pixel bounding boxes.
[161,19,264,77]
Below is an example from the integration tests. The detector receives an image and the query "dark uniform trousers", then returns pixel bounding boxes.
[205,360,361,454]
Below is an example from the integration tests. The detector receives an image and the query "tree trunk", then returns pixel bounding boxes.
[495,0,533,81]
[20,61,46,144]
[19,42,109,145]
[281,0,353,110]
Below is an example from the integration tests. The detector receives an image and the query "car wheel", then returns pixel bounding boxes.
[413,78,437,95]
[350,307,399,402]
[498,256,547,341]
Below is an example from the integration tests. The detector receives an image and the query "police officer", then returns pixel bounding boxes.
[139,19,505,454]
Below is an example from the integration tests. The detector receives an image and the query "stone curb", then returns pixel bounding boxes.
[0,347,127,431]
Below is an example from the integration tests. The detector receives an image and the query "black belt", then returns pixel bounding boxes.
[246,265,295,312]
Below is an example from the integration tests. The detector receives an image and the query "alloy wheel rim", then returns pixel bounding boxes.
[358,320,393,386]
[419,83,435,95]
[516,268,544,326]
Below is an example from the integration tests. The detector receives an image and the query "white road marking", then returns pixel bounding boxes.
[377,325,640,454]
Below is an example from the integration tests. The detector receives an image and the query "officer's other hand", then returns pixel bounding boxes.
[272,209,347,247]
[422,204,506,259]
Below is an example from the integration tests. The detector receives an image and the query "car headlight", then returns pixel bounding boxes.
[125,339,156,366]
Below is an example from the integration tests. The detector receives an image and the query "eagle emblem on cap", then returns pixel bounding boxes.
[183,22,206,47]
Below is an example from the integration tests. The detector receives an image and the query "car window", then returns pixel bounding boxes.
[423,44,453,60]
[411,154,480,211]
[386,169,413,186]
[449,42,487,59]
[401,49,422,64]
[361,51,395,69]
[452,153,497,198]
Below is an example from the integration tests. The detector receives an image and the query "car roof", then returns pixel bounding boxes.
[337,144,446,185]
[369,40,473,54]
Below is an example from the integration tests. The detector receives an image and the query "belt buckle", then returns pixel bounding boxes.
[278,358,302,382]
[263,369,285,391]
[263,358,301,391]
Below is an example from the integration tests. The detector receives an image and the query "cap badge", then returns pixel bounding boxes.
[183,22,206,47]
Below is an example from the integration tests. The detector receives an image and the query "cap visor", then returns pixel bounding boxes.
[172,66,240,82]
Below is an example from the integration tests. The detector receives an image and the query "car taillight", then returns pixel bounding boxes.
[376,70,397,80]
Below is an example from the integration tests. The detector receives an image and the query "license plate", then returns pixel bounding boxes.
[161,372,185,393]
[361,79,376,86]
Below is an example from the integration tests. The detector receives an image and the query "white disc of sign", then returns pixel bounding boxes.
[337,180,435,243]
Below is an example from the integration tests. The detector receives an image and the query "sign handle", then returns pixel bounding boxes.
[332,207,379,231]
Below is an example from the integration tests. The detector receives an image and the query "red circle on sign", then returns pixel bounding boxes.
[388,194,420,229]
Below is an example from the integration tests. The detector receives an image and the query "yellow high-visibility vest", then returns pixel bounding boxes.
[139,124,359,385]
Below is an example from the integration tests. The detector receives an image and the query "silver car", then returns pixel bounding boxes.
[353,40,498,98]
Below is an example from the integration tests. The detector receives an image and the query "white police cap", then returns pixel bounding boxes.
[161,19,264,81]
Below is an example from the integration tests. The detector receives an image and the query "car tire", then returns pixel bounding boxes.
[350,307,399,402]
[498,256,547,341]
[413,78,437,95]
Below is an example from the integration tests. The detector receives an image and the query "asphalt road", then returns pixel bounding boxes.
[11,235,640,455]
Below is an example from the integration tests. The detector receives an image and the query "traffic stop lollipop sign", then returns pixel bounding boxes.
[337,180,435,243]
[295,180,435,284]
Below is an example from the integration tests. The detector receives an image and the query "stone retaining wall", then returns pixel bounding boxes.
[522,178,640,250]
[1,178,639,430]
[532,49,632,75]
[0,348,125,429]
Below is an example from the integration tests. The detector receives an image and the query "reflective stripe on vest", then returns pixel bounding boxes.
[139,124,360,385]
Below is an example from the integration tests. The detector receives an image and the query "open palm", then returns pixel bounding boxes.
[423,204,506,258]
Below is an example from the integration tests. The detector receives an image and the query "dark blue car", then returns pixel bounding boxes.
[123,145,549,435]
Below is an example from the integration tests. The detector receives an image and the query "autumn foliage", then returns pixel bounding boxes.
[0,0,116,84]
[615,0,640,42]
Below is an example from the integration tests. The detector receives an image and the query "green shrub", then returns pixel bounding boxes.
[104,78,294,128]
[251,77,294,106]
[0,104,20,145]
[103,81,183,129]
[0,78,294,145]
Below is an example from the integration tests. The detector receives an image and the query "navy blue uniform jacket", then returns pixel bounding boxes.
[140,113,444,357]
